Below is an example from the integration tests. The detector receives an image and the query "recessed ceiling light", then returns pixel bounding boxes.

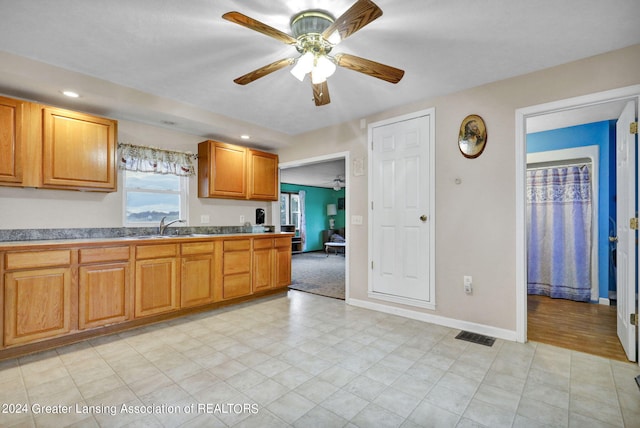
[61,90,79,98]
[240,135,250,140]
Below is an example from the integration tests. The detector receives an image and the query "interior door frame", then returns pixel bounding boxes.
[278,151,350,298]
[515,85,640,364]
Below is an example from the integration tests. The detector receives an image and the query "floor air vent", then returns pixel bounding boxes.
[455,331,495,347]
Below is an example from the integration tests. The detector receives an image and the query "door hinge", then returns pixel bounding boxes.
[371,261,374,269]
[630,218,639,230]
[631,122,638,135]
[631,313,638,326]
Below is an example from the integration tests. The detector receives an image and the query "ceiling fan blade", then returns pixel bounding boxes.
[223,11,297,45]
[233,58,294,85]
[335,53,404,84]
[312,81,331,106]
[322,0,383,42]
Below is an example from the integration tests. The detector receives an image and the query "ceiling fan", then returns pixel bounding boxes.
[222,0,405,106]
[331,175,345,191]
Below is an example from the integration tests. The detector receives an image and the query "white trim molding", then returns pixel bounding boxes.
[347,298,517,342]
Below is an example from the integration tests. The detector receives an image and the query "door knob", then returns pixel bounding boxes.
[420,215,428,222]
[609,236,618,243]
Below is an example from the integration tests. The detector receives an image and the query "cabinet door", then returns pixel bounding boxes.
[181,255,214,308]
[198,140,246,199]
[248,149,278,201]
[79,263,130,329]
[42,107,117,191]
[4,268,71,346]
[253,248,272,292]
[274,243,292,288]
[134,258,178,318]
[0,96,25,185]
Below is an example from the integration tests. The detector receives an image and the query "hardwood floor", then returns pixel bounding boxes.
[527,294,629,361]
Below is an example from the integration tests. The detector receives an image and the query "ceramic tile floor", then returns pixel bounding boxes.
[1,290,639,428]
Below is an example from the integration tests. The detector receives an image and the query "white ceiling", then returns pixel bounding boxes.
[280,159,346,189]
[0,1,638,151]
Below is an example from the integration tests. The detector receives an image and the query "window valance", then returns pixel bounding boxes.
[118,143,196,176]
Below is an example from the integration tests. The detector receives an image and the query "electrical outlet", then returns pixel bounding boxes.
[240,215,245,224]
[464,276,473,294]
[200,215,210,224]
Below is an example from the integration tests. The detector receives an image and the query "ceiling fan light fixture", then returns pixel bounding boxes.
[315,55,336,78]
[291,51,314,81]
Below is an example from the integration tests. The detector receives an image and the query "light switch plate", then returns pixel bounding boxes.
[352,215,363,225]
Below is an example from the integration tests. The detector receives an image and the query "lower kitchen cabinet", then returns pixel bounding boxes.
[274,237,292,288]
[79,263,130,329]
[253,238,273,292]
[0,234,292,356]
[4,267,72,346]
[222,239,252,299]
[181,241,215,308]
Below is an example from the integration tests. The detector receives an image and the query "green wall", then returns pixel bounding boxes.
[281,183,345,251]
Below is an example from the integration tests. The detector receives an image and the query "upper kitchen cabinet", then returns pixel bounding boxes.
[0,96,26,185]
[198,140,279,201]
[0,95,118,192]
[248,149,278,201]
[42,107,117,191]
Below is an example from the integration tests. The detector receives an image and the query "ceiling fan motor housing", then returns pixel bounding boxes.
[291,10,335,55]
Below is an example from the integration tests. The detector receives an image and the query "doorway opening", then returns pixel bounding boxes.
[279,152,350,300]
[515,85,640,364]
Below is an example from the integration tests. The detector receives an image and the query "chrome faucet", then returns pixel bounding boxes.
[159,216,185,235]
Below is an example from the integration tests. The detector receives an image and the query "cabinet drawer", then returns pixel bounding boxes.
[223,273,251,299]
[253,238,273,250]
[223,239,250,251]
[274,237,291,248]
[224,251,251,275]
[181,241,214,256]
[5,249,72,270]
[79,246,130,264]
[136,244,178,260]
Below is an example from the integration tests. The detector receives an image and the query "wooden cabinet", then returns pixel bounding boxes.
[0,96,117,192]
[181,241,215,308]
[134,244,179,318]
[248,149,279,201]
[78,246,131,330]
[274,237,292,288]
[253,237,292,291]
[3,249,73,347]
[0,234,292,356]
[0,96,26,185]
[198,140,247,199]
[42,107,117,191]
[198,140,278,201]
[222,239,252,299]
[253,238,273,292]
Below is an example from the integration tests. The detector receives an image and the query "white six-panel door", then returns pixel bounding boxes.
[369,110,435,308]
[616,100,637,362]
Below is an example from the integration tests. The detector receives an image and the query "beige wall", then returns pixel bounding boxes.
[0,119,273,229]
[278,44,640,333]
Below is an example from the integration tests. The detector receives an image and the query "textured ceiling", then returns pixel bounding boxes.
[0,0,639,150]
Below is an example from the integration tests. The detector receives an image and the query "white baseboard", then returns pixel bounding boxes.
[599,298,610,306]
[347,298,518,342]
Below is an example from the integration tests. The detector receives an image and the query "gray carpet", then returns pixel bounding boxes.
[289,251,345,300]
